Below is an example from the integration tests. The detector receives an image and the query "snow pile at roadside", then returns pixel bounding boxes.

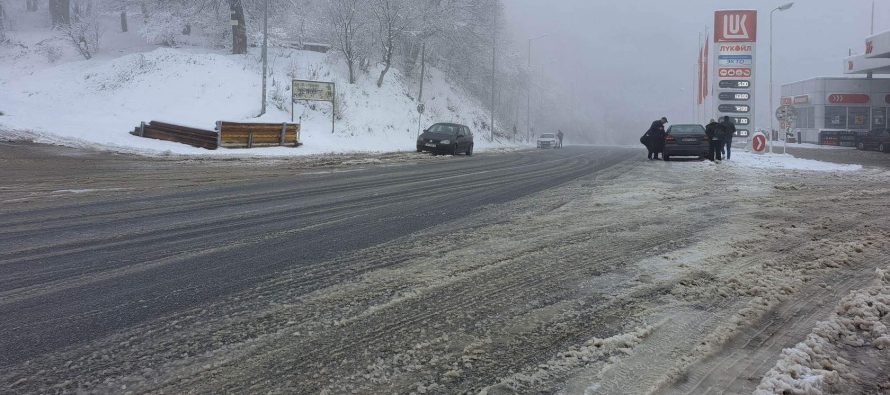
[478,325,655,394]
[727,152,862,172]
[755,268,890,395]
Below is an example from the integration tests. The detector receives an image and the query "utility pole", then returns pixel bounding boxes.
[527,39,531,143]
[259,0,268,116]
[417,43,426,137]
[490,5,497,142]
[872,0,876,35]
[770,3,794,154]
[527,34,549,143]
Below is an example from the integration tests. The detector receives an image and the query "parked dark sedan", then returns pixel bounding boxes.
[856,129,890,153]
[416,123,474,156]
[663,124,709,161]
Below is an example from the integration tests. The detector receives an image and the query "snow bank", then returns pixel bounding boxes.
[478,325,655,394]
[725,152,861,172]
[755,268,890,395]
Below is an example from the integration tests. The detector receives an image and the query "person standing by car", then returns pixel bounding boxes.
[646,117,668,160]
[719,116,736,160]
[705,119,721,161]
[557,130,564,148]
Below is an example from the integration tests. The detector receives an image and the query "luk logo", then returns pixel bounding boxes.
[715,11,758,42]
[723,14,749,40]
[718,68,751,78]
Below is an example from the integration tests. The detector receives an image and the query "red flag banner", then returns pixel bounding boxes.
[698,45,704,105]
[702,36,709,102]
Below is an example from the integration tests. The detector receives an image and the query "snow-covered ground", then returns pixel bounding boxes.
[0,8,521,156]
[723,151,862,172]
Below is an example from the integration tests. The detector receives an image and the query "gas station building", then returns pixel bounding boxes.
[781,30,890,145]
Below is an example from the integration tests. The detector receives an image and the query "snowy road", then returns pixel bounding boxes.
[2,143,890,394]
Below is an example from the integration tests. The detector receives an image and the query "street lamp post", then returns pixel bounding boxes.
[770,2,794,154]
[259,0,269,117]
[527,34,549,143]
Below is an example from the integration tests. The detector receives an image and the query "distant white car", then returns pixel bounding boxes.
[537,133,558,149]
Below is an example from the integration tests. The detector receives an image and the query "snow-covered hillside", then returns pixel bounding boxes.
[0,8,519,156]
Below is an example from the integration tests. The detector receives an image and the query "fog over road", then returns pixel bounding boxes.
[3,143,890,394]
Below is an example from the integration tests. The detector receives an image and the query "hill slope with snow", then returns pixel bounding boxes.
[0,9,517,156]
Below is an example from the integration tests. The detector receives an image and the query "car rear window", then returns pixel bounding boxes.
[429,124,460,134]
[540,134,556,138]
[669,125,705,134]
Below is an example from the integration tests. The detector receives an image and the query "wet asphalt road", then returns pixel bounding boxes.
[0,143,635,367]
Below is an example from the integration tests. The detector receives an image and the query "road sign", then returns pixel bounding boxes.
[292,79,336,133]
[751,132,768,154]
[776,105,796,122]
[293,80,335,102]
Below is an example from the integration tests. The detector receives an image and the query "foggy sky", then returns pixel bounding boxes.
[504,0,887,139]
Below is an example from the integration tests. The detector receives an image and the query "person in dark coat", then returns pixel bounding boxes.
[705,118,721,161]
[557,130,564,148]
[646,117,668,160]
[719,116,736,160]
[640,130,653,157]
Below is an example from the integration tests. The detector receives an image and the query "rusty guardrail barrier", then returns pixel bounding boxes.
[131,121,301,150]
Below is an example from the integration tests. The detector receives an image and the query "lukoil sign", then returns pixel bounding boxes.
[714,10,757,138]
[715,11,757,42]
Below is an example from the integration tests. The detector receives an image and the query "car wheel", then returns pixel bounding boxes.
[663,155,670,161]
[881,143,888,153]
[466,144,474,156]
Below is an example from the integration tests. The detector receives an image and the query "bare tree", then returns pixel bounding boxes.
[0,1,6,43]
[327,0,365,84]
[229,0,246,54]
[61,0,101,59]
[49,0,71,27]
[371,0,413,87]
[119,0,128,32]
[27,0,39,12]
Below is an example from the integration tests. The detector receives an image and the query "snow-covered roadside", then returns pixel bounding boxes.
[755,268,890,395]
[722,151,862,172]
[0,12,522,157]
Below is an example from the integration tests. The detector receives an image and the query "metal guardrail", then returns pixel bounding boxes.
[217,122,301,148]
[132,121,218,149]
[130,121,301,150]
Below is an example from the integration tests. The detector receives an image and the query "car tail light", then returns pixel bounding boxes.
[665,135,676,144]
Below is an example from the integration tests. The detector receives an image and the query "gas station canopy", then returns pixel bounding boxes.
[846,30,890,75]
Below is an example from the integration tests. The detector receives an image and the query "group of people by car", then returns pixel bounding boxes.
[704,117,736,161]
[640,116,736,161]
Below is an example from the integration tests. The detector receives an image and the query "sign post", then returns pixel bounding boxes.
[775,104,796,154]
[714,10,758,141]
[292,79,336,134]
